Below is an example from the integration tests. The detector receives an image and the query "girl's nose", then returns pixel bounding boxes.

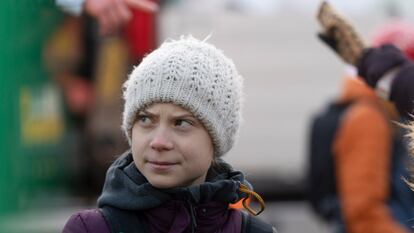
[149,130,174,151]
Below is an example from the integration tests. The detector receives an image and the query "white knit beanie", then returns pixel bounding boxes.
[122,36,243,157]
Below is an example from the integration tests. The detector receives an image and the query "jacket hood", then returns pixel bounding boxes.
[97,150,250,211]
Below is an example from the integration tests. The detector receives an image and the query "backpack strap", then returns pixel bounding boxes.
[241,211,277,233]
[307,100,354,220]
[99,206,149,233]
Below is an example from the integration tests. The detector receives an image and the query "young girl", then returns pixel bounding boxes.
[62,36,276,233]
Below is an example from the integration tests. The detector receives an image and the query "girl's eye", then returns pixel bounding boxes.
[175,119,193,128]
[137,115,152,125]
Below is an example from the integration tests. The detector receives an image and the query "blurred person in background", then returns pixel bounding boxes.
[309,21,414,233]
[316,2,414,132]
[62,36,276,233]
[50,0,160,198]
[354,22,414,203]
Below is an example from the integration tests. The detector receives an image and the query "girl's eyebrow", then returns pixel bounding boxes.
[139,109,197,121]
[139,109,156,117]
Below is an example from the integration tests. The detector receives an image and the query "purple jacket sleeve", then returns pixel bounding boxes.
[62,209,111,233]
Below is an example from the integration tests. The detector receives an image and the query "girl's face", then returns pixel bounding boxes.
[131,103,214,189]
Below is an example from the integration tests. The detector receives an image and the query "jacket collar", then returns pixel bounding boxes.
[97,150,250,211]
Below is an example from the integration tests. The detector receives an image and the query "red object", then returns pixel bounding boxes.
[371,20,414,60]
[124,1,158,61]
[64,78,95,115]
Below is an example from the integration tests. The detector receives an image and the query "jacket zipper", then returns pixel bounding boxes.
[186,200,198,233]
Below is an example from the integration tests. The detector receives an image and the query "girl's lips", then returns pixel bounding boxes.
[150,161,177,165]
[147,161,178,171]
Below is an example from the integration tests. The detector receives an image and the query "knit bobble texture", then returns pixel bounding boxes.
[122,36,243,157]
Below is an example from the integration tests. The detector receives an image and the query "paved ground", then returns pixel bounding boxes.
[261,201,332,233]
